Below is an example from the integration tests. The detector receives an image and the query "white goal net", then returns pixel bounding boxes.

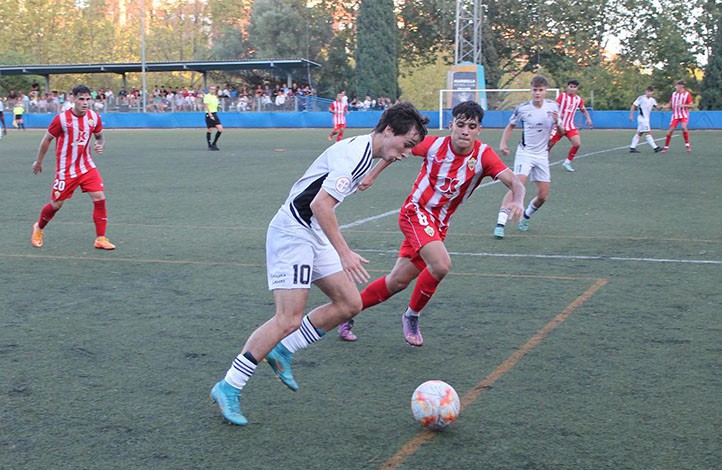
[437,88,560,129]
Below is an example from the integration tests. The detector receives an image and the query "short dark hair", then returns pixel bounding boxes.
[567,79,580,87]
[646,86,655,92]
[373,101,429,140]
[71,85,92,96]
[452,101,484,124]
[676,79,686,85]
[531,75,549,88]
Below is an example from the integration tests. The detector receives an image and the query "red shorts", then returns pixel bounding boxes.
[669,117,688,128]
[397,202,447,270]
[550,128,578,144]
[333,124,346,132]
[51,168,104,202]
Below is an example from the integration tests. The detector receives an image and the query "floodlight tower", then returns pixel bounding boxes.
[455,0,482,65]
[442,0,487,128]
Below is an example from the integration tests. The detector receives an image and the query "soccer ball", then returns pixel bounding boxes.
[411,380,460,431]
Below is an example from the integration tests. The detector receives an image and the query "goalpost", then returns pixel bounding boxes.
[438,88,560,129]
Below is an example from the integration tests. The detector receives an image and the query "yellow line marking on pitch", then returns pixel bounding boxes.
[0,253,262,268]
[379,278,609,470]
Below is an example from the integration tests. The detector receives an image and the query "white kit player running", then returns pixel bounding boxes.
[629,86,662,153]
[494,75,564,239]
[210,102,429,426]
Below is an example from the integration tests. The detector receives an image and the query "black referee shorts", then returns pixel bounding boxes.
[205,112,221,128]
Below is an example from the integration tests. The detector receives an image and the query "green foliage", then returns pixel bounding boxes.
[0,0,716,108]
[248,0,307,58]
[354,0,399,100]
[398,55,448,110]
[397,0,455,68]
[316,33,354,98]
[700,16,722,109]
[0,52,37,95]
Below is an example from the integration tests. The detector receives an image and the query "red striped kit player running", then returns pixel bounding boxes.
[30,85,115,250]
[335,101,525,345]
[661,80,695,153]
[328,92,349,141]
[548,79,593,172]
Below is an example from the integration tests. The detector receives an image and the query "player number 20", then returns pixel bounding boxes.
[53,179,66,191]
[293,264,311,285]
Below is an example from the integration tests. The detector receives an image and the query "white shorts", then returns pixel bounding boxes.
[266,212,343,290]
[636,117,651,133]
[513,149,551,183]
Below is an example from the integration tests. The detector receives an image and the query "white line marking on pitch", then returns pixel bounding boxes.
[340,142,642,230]
[354,248,722,265]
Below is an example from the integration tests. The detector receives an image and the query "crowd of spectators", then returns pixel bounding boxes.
[1,81,396,114]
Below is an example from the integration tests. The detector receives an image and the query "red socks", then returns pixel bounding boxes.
[93,199,108,237]
[408,268,441,313]
[38,204,59,229]
[567,145,579,161]
[683,131,689,144]
[360,276,392,310]
[361,269,443,313]
[665,133,672,147]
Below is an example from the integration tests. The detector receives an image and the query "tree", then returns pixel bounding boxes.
[617,0,699,100]
[397,0,455,68]
[316,32,354,97]
[700,15,722,109]
[354,0,399,100]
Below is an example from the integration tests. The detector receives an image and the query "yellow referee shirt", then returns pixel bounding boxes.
[203,93,219,113]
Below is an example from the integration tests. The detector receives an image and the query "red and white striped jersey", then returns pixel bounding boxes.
[329,100,347,126]
[47,109,103,179]
[670,91,692,120]
[405,135,508,230]
[556,92,585,131]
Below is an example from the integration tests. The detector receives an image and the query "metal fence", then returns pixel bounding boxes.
[15,95,335,114]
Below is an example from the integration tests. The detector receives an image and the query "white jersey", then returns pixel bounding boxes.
[509,99,559,157]
[275,134,375,244]
[633,95,658,120]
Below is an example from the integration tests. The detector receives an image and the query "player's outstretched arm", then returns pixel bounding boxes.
[93,131,105,155]
[310,190,369,284]
[582,106,593,126]
[32,132,54,174]
[358,159,393,191]
[497,169,525,222]
[499,124,515,156]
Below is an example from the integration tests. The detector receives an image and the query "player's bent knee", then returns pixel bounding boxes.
[273,313,304,336]
[429,265,450,280]
[387,276,412,293]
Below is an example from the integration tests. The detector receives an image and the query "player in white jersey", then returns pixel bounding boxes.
[494,75,564,239]
[629,86,662,153]
[210,102,430,426]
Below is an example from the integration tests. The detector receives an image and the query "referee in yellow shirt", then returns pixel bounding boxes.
[203,86,223,151]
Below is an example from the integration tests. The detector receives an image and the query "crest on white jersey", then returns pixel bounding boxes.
[335,176,352,194]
